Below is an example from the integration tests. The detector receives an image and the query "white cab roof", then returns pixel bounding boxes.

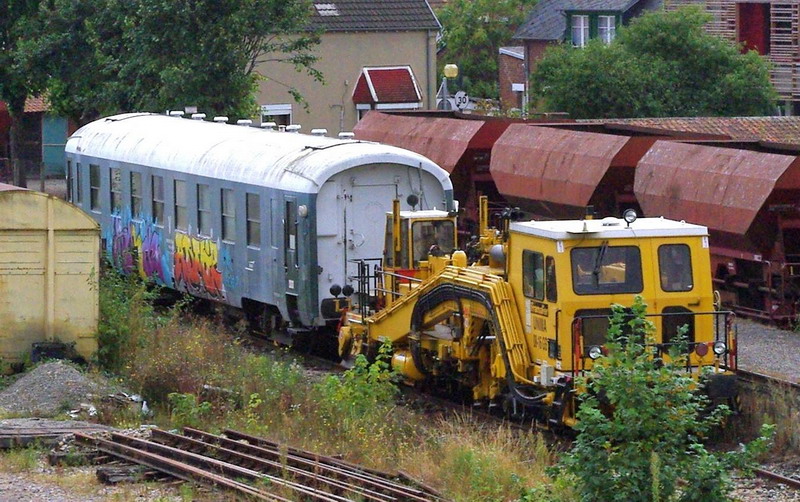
[511,216,709,240]
[396,209,453,219]
[65,113,452,194]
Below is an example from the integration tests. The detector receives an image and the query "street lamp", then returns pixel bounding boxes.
[438,64,459,110]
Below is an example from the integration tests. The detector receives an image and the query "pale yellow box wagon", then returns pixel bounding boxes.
[0,183,99,367]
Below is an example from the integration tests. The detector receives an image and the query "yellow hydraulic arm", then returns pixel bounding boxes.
[362,266,536,386]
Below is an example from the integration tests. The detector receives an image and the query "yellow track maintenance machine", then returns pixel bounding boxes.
[338,197,737,428]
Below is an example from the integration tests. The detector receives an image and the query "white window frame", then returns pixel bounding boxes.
[599,15,616,44]
[260,103,292,126]
[572,15,590,47]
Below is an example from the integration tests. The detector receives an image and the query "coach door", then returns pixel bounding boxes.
[284,198,299,293]
[344,181,397,284]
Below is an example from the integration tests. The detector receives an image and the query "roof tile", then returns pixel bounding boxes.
[310,0,440,31]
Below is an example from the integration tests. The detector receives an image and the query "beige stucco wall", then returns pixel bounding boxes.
[254,30,438,135]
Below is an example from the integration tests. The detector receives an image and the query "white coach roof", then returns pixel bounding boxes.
[65,113,453,194]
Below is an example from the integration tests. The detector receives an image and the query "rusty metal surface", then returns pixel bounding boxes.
[635,141,800,235]
[75,428,443,502]
[490,125,630,207]
[353,111,485,173]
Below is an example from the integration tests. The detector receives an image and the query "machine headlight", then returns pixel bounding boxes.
[623,209,637,225]
[713,341,727,355]
[588,345,603,360]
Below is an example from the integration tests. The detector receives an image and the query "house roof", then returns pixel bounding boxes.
[309,0,440,32]
[513,0,647,41]
[584,116,800,145]
[564,0,639,11]
[513,0,566,41]
[352,66,422,104]
[0,96,50,113]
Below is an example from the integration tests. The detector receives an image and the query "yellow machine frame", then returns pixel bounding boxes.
[339,198,736,428]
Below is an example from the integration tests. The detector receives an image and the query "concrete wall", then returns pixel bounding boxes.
[254,30,438,135]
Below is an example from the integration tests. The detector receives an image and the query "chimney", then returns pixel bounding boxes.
[261,122,277,131]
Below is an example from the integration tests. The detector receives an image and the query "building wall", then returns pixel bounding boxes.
[255,30,438,135]
[665,0,800,104]
[524,40,557,73]
[498,53,526,111]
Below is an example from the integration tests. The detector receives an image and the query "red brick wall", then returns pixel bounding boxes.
[525,40,556,73]
[498,53,525,111]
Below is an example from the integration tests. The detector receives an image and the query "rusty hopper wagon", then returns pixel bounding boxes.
[0,184,99,367]
[356,112,800,324]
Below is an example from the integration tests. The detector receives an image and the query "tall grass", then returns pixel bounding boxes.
[98,268,560,499]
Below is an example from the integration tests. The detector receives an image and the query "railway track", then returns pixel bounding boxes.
[74,427,444,502]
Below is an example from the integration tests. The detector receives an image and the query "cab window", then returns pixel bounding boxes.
[411,220,455,266]
[658,244,693,292]
[546,256,557,302]
[523,250,544,300]
[571,245,643,295]
[383,216,409,268]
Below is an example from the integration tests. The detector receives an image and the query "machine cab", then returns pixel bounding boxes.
[507,215,736,378]
[381,204,457,305]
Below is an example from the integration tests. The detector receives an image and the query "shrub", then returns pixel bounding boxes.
[559,296,773,502]
[168,392,212,429]
[96,266,160,373]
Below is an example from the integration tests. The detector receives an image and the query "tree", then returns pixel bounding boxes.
[437,0,535,100]
[0,0,43,187]
[531,7,777,118]
[19,0,321,125]
[559,297,773,502]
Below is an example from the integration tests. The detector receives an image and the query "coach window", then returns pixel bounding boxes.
[66,161,73,202]
[523,250,545,300]
[130,172,142,218]
[197,183,211,236]
[174,179,187,231]
[110,167,122,214]
[75,163,83,204]
[89,164,101,211]
[247,193,261,247]
[152,175,165,225]
[221,188,235,242]
[659,244,693,292]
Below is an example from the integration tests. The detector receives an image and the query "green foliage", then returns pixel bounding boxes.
[168,392,212,429]
[316,341,398,421]
[18,0,320,124]
[97,266,160,374]
[559,296,773,502]
[437,0,535,99]
[532,7,777,118]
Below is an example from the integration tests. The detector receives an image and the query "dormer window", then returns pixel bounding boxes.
[599,15,616,44]
[571,15,589,47]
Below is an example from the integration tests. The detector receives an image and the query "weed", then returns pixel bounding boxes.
[168,392,212,429]
[0,446,41,472]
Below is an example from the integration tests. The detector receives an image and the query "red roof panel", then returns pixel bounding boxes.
[353,111,484,172]
[490,125,630,207]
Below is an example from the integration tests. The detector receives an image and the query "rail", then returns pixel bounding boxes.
[75,427,444,502]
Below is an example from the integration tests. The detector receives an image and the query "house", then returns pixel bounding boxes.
[664,0,800,114]
[498,47,526,112]
[0,97,74,183]
[511,0,661,111]
[254,0,441,135]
